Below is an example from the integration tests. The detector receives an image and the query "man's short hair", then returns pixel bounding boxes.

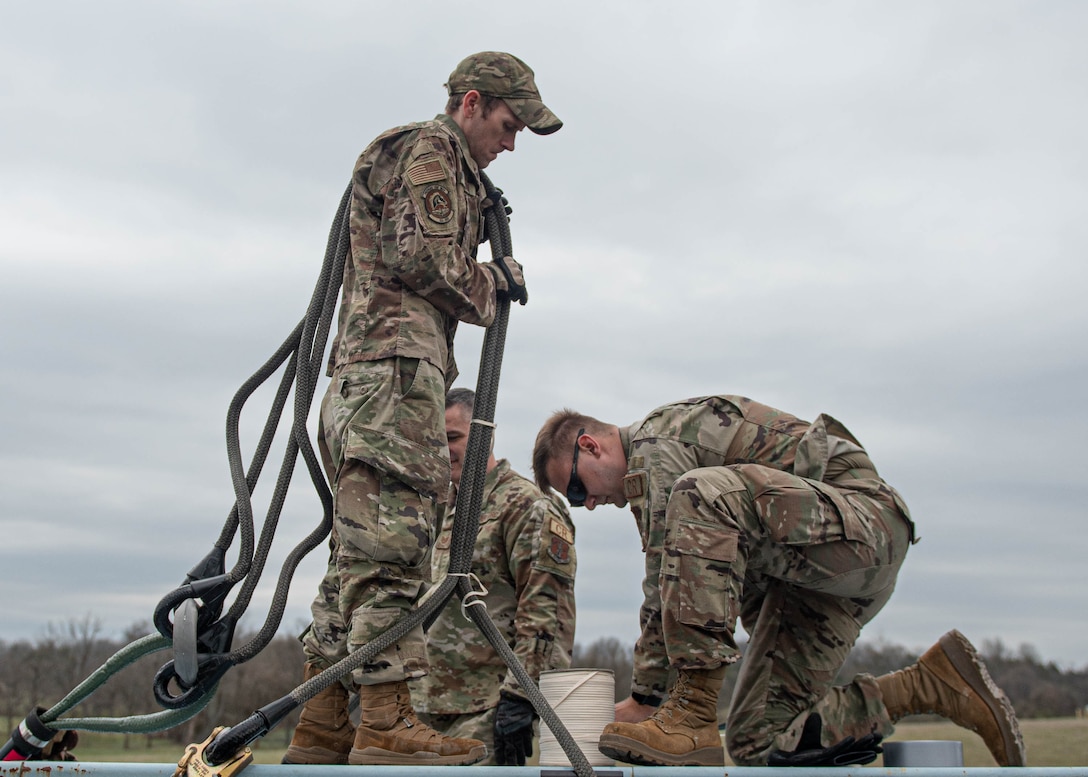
[444,92,504,117]
[446,387,475,413]
[532,409,602,493]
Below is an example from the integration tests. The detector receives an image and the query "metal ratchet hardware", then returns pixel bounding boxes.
[174,727,253,777]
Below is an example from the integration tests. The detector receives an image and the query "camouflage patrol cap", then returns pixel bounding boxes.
[445,52,562,136]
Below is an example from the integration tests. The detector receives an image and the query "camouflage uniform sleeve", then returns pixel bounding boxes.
[500,492,577,699]
[628,407,736,698]
[377,131,498,326]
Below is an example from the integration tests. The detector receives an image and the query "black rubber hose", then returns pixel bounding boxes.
[447,173,595,777]
[152,183,351,706]
[207,175,591,777]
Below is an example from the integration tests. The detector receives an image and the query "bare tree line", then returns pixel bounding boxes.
[2,617,1085,751]
[0,617,306,750]
[567,635,1088,720]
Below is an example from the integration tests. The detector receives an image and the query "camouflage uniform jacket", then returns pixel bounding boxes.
[328,113,500,386]
[417,458,578,714]
[622,394,913,699]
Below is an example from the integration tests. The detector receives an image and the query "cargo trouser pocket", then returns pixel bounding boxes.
[333,462,434,566]
[342,357,449,501]
[808,480,877,548]
[673,519,739,632]
[750,475,876,549]
[372,470,434,566]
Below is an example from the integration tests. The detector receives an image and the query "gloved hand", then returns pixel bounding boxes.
[4,707,77,762]
[767,713,883,767]
[36,730,78,761]
[487,256,528,305]
[493,691,535,766]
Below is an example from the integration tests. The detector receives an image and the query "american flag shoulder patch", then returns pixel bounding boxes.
[406,158,447,186]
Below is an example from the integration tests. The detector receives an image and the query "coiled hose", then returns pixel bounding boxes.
[4,175,595,777]
[0,183,354,758]
[203,173,594,776]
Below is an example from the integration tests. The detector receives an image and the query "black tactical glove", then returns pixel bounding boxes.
[767,713,883,767]
[493,691,536,766]
[487,256,528,305]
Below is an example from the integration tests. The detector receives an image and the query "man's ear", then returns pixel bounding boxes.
[461,89,481,118]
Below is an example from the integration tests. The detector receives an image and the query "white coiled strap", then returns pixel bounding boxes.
[538,669,616,767]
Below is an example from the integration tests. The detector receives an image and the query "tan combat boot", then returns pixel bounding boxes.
[282,663,355,764]
[349,680,486,765]
[876,629,1026,766]
[598,665,727,767]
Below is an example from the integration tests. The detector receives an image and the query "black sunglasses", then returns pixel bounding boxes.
[566,427,587,507]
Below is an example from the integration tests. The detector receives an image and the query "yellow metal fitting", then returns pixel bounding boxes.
[174,727,253,777]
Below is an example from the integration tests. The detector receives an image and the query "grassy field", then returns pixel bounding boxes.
[878,717,1088,769]
[62,716,1088,768]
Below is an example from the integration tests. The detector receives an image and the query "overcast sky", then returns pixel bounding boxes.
[3,1,1086,676]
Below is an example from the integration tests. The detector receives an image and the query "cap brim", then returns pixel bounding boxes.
[506,97,562,135]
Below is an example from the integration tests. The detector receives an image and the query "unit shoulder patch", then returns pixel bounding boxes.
[623,471,647,500]
[549,519,574,543]
[547,535,571,565]
[422,184,454,224]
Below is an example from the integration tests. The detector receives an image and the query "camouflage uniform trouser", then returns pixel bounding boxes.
[659,463,912,765]
[301,357,448,686]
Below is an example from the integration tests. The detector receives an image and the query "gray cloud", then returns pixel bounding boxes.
[2,1,1086,674]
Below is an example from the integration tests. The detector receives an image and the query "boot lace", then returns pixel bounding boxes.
[651,672,693,724]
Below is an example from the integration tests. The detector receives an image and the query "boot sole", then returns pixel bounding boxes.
[282,745,349,765]
[598,733,724,767]
[348,744,487,766]
[939,629,1026,766]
